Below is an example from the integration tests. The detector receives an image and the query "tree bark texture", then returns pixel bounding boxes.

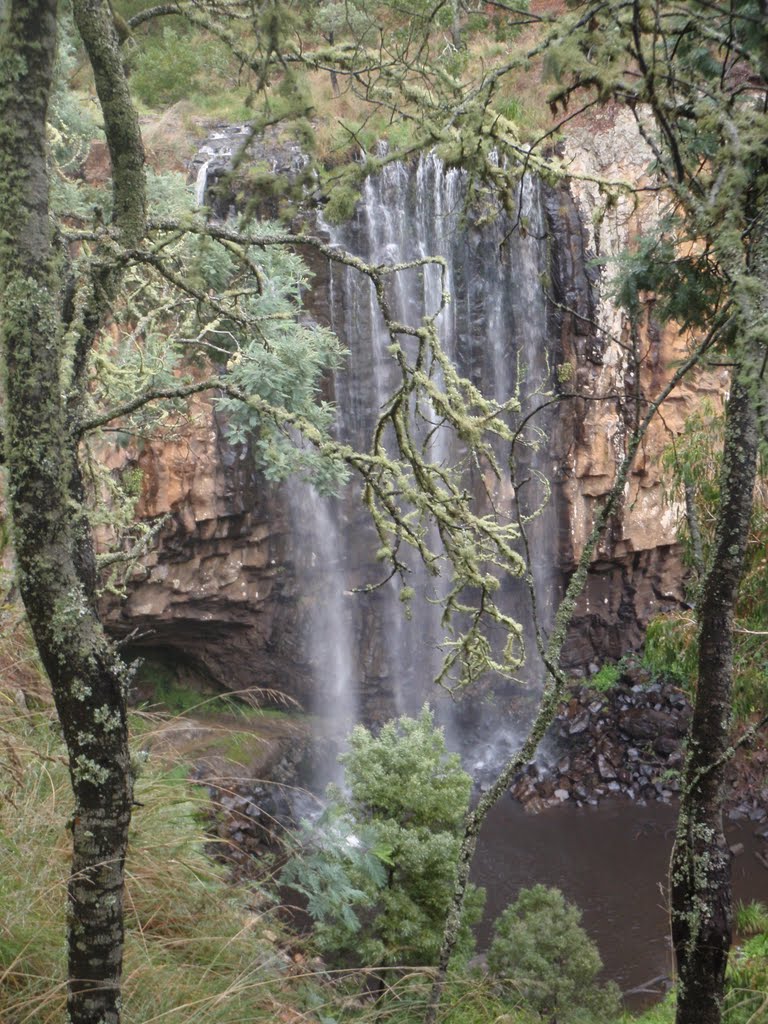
[0,3,144,1022]
[671,377,759,1024]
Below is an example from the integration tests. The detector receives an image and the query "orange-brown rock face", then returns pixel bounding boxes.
[558,106,729,668]
[98,116,729,698]
[99,397,313,703]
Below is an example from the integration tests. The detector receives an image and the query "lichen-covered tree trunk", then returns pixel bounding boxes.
[0,3,144,1022]
[671,376,759,1024]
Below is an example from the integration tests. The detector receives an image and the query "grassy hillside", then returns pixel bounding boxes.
[0,632,312,1023]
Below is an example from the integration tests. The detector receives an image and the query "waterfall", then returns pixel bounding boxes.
[195,159,211,207]
[285,153,561,778]
[189,123,253,209]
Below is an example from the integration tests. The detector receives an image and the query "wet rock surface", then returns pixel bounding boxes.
[199,732,322,877]
[510,675,690,812]
[189,123,309,215]
[205,775,297,872]
[509,669,767,831]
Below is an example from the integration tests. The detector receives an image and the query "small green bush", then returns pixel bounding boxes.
[589,662,622,692]
[130,28,233,107]
[487,884,621,1023]
[323,183,361,225]
[282,706,484,970]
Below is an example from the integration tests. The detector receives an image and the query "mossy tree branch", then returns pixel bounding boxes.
[423,318,721,1022]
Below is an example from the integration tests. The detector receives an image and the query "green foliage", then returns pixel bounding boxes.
[726,927,768,1024]
[280,808,391,931]
[487,885,621,1023]
[661,401,725,579]
[214,230,349,495]
[312,0,378,46]
[643,613,698,690]
[323,183,362,225]
[83,167,349,496]
[644,404,768,716]
[588,661,622,692]
[283,707,484,969]
[129,27,235,107]
[610,223,726,330]
[48,14,100,217]
[735,900,768,937]
[620,994,676,1024]
[339,706,471,829]
[51,13,96,159]
[133,659,286,724]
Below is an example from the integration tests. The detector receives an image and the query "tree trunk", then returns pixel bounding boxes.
[0,4,144,1023]
[451,0,463,49]
[671,376,759,1024]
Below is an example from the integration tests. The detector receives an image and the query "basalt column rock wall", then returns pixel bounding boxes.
[101,122,724,704]
[557,107,730,670]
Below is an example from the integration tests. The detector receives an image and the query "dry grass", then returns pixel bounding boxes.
[0,642,314,1024]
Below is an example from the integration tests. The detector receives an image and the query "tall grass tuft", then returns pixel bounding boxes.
[0,676,314,1024]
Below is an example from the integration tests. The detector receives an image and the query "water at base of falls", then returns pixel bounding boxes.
[283,152,564,788]
[474,796,768,1007]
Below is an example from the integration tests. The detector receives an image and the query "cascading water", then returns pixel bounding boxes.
[190,123,252,208]
[285,152,563,779]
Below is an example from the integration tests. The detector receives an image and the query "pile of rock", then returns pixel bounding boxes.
[196,738,313,876]
[510,675,692,811]
[206,780,295,871]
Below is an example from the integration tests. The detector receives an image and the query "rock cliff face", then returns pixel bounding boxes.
[101,114,728,707]
[100,399,316,701]
[557,106,729,669]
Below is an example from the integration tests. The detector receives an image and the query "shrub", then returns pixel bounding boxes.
[487,885,621,1023]
[282,706,484,970]
[643,612,698,690]
[130,28,233,107]
[323,182,361,225]
[589,661,622,692]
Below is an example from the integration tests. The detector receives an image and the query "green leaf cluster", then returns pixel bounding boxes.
[214,230,349,494]
[281,808,390,932]
[487,884,621,1023]
[283,707,484,969]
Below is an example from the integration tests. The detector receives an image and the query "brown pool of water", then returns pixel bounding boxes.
[472,797,768,1003]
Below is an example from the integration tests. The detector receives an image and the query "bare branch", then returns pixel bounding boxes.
[127,4,182,30]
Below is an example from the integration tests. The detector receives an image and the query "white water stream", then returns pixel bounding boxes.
[285,154,561,778]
